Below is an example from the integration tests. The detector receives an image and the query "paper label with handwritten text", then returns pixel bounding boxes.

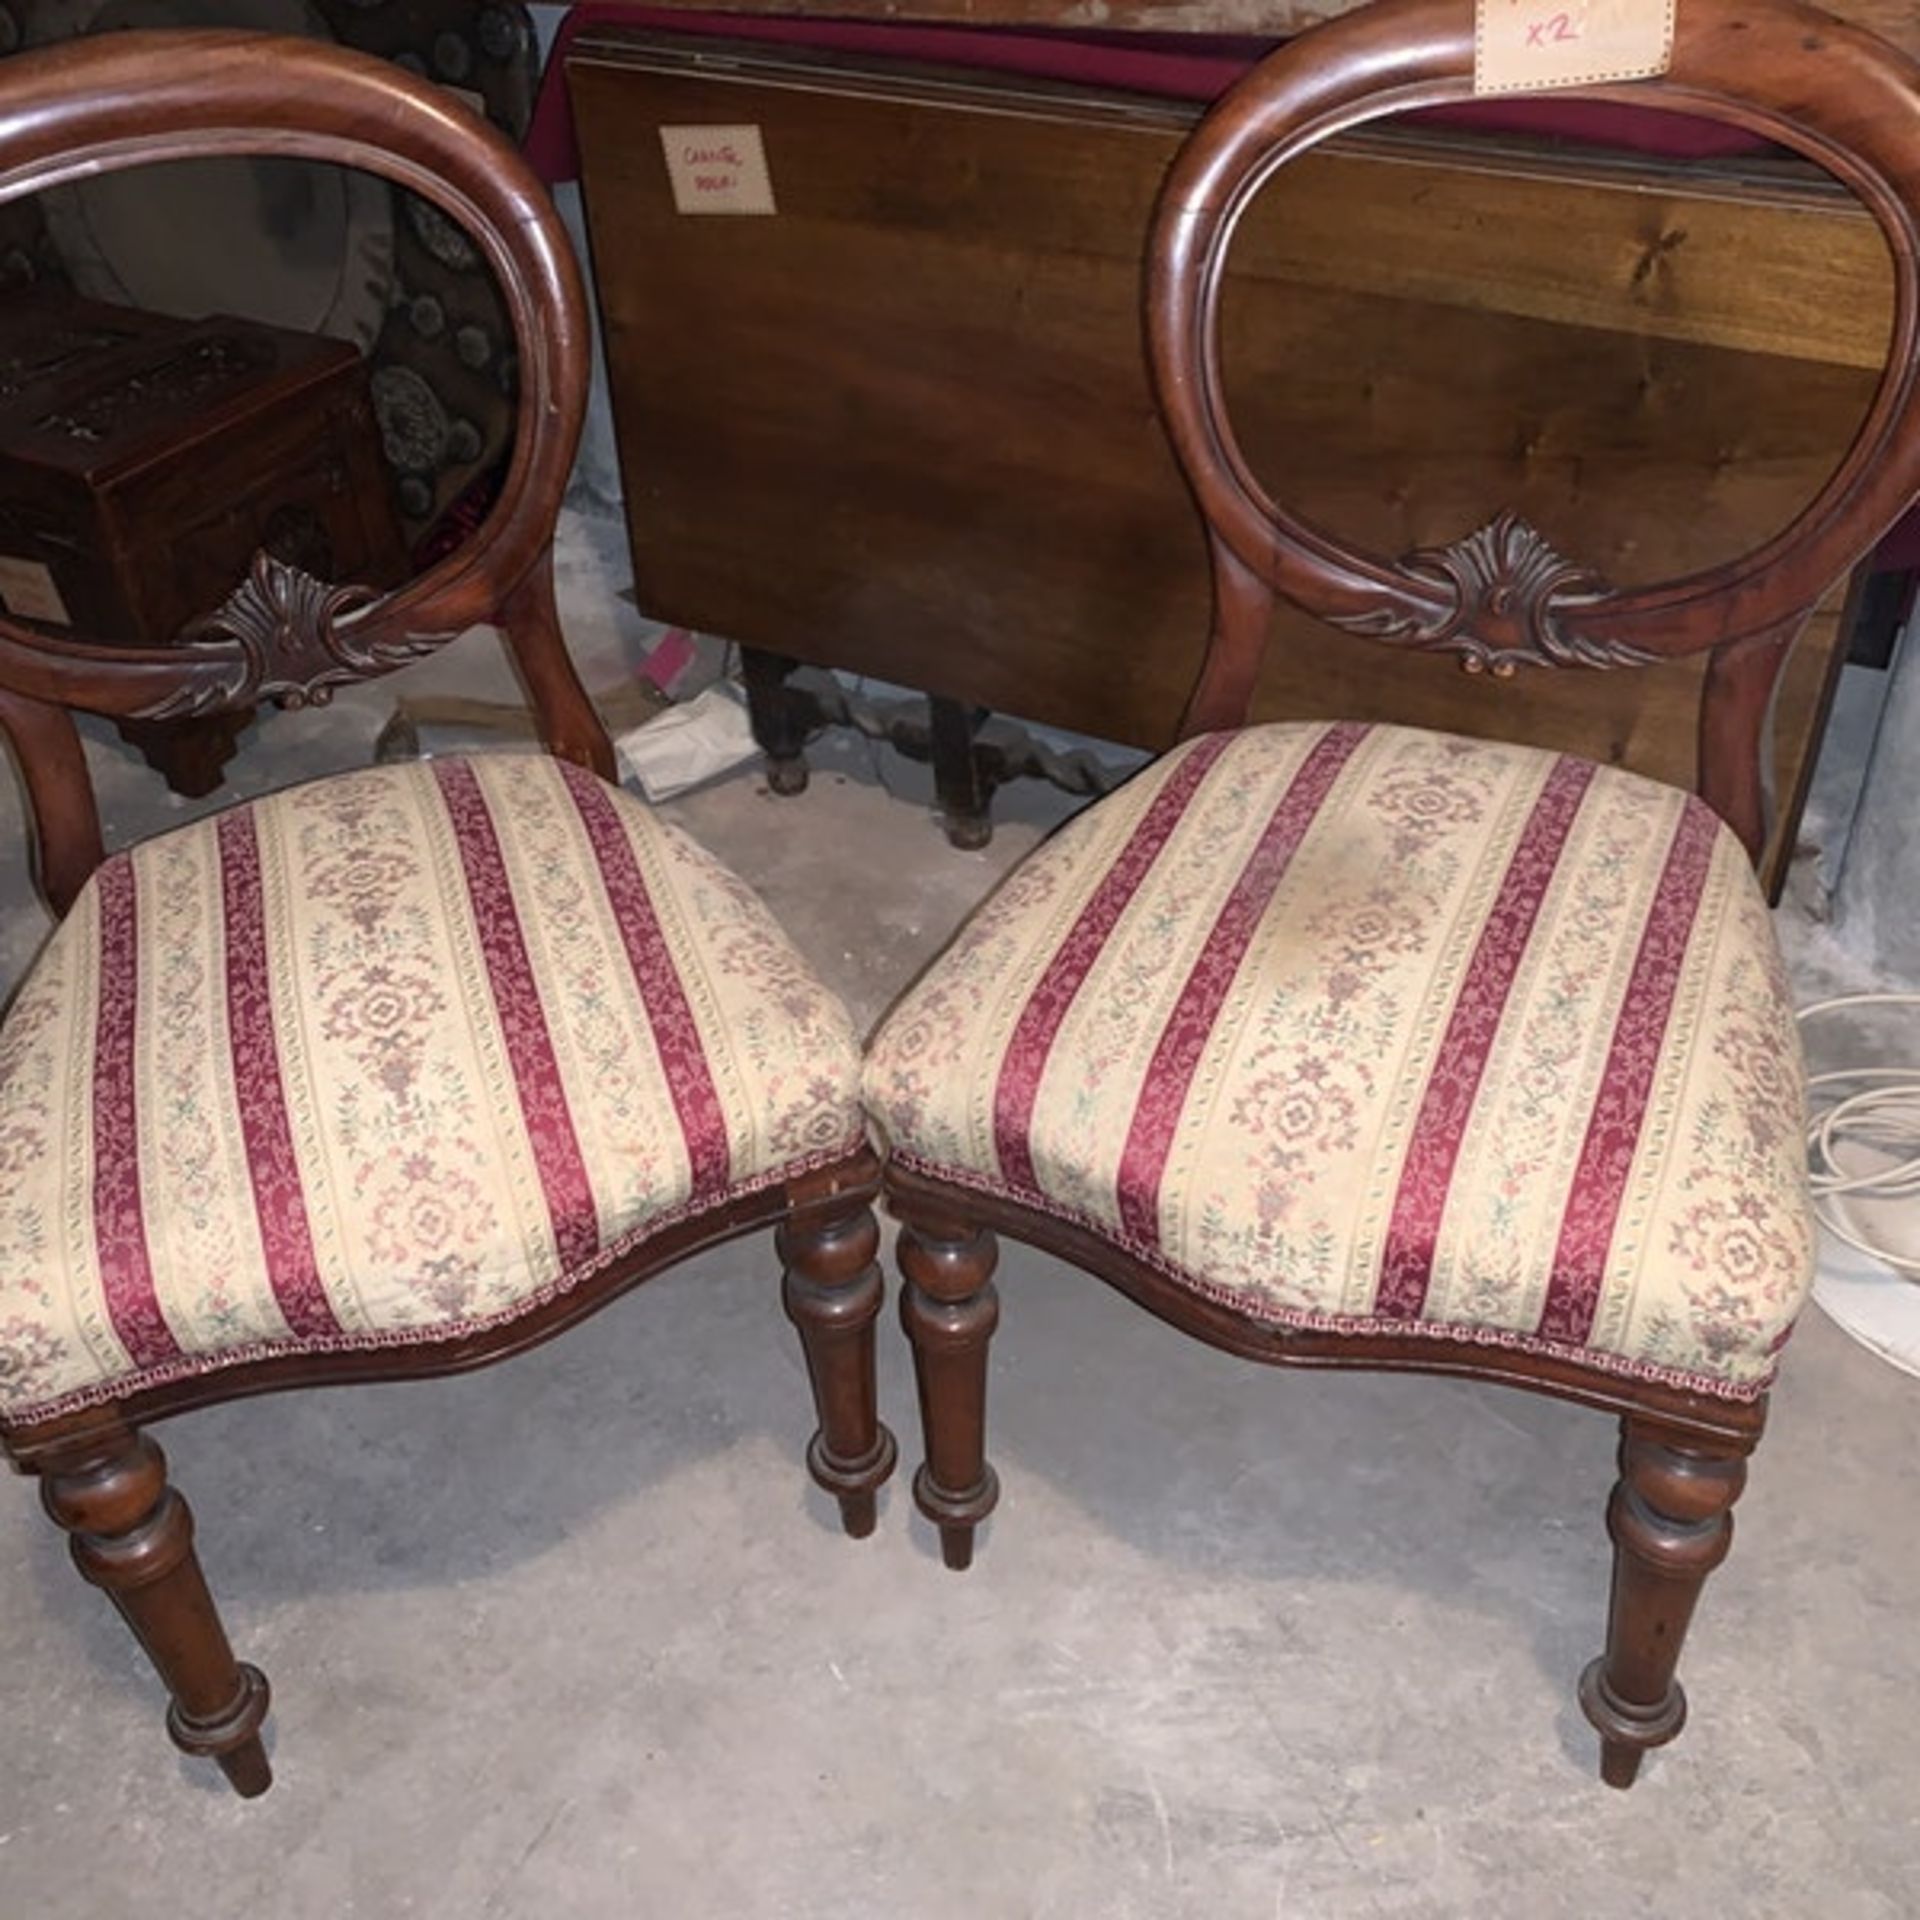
[660,125,776,216]
[1475,0,1674,93]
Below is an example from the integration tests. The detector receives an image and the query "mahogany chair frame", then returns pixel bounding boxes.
[887,0,1920,1787]
[0,31,895,1797]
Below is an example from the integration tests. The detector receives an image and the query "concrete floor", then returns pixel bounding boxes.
[1,512,1916,1917]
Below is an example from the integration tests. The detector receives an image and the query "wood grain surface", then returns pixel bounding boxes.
[571,31,1890,887]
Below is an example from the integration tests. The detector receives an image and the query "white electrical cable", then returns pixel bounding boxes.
[1799,992,1920,1278]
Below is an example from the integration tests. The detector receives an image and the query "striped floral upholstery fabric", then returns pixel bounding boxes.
[865,723,1814,1398]
[0,755,863,1424]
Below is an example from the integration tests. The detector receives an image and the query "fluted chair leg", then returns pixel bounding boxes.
[37,1420,271,1797]
[1579,1416,1752,1788]
[781,1160,899,1538]
[896,1200,1001,1571]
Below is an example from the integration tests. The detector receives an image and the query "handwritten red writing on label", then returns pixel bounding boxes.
[1525,10,1580,43]
[660,124,777,216]
[680,142,745,195]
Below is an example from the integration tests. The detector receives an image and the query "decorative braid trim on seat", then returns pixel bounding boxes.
[893,1151,1781,1404]
[0,1139,862,1430]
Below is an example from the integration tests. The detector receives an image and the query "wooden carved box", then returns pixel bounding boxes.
[0,290,405,657]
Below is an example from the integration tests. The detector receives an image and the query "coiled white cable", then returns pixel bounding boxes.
[1800,992,1920,1278]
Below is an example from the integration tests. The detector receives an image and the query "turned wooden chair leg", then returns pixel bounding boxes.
[896,1200,1000,1570]
[1578,1415,1752,1788]
[36,1420,272,1797]
[781,1166,899,1539]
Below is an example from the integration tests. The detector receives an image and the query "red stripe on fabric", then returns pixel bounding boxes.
[992,732,1236,1192]
[1537,798,1721,1343]
[216,811,340,1338]
[90,858,180,1366]
[1115,722,1368,1245]
[434,761,601,1267]
[1376,756,1598,1321]
[556,763,733,1198]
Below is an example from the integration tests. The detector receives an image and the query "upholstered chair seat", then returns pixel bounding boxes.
[0,755,864,1424]
[867,721,1812,1399]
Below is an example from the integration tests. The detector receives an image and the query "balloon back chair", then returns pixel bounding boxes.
[864,0,1920,1786]
[0,32,894,1796]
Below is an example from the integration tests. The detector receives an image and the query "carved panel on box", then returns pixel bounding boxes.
[0,318,126,396]
[39,334,273,443]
